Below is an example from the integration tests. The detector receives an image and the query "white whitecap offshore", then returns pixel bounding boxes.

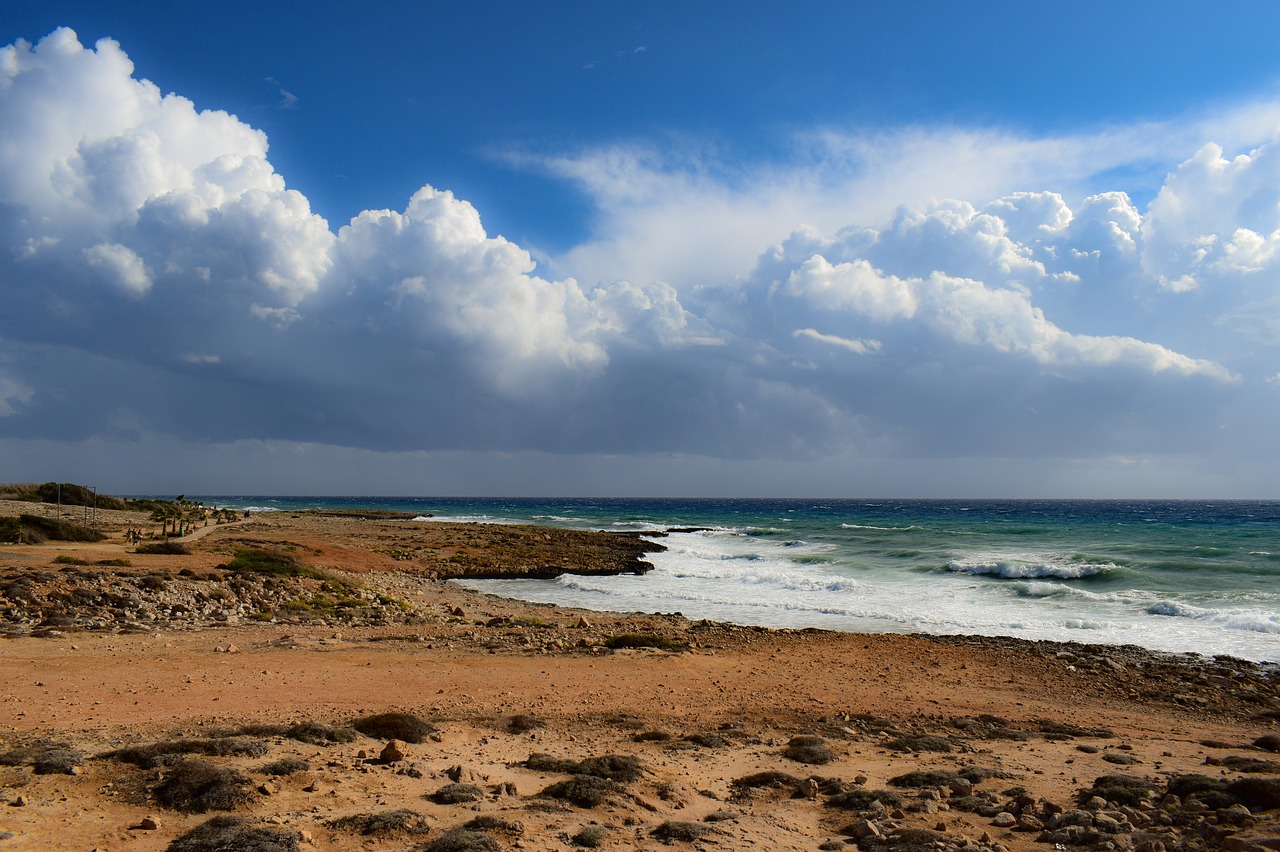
[946,554,1118,580]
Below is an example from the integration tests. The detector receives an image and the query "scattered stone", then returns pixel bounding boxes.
[138,815,161,830]
[1015,814,1044,832]
[379,740,405,763]
[991,812,1016,827]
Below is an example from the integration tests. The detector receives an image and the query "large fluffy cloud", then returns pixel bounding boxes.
[1,27,1277,485]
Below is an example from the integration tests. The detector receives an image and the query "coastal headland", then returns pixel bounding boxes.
[0,498,1277,851]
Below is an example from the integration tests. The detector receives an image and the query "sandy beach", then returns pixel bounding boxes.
[1,503,1277,851]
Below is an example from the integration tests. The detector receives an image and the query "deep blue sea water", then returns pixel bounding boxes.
[194,497,1280,662]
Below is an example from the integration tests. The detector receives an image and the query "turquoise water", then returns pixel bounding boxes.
[196,497,1280,662]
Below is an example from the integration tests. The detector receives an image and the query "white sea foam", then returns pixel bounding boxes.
[456,517,1280,663]
[1147,601,1280,634]
[417,514,520,524]
[841,523,920,531]
[947,554,1117,580]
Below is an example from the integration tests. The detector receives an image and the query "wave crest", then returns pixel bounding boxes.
[947,554,1117,580]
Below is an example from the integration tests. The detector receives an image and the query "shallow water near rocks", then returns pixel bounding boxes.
[198,496,1280,662]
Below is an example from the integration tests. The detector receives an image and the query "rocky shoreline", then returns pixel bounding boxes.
[1,503,1278,851]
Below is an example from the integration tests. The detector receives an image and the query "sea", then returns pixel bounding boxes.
[192,497,1280,664]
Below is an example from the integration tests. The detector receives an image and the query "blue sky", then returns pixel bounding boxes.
[3,3,1280,496]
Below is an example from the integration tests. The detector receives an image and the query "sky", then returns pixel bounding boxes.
[3,2,1280,497]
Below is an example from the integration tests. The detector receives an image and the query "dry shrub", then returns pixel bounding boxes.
[328,809,430,837]
[430,783,484,805]
[1079,774,1154,807]
[826,788,902,811]
[352,712,436,743]
[232,721,358,745]
[730,770,801,791]
[103,738,269,769]
[652,821,714,841]
[462,816,523,836]
[508,714,542,733]
[1227,777,1280,811]
[573,824,611,847]
[165,815,298,852]
[575,754,644,782]
[0,740,83,775]
[782,735,835,765]
[259,758,309,777]
[541,775,623,808]
[632,730,672,742]
[154,760,255,813]
[886,735,953,753]
[423,828,501,852]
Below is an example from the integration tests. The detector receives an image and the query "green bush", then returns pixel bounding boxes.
[0,514,105,543]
